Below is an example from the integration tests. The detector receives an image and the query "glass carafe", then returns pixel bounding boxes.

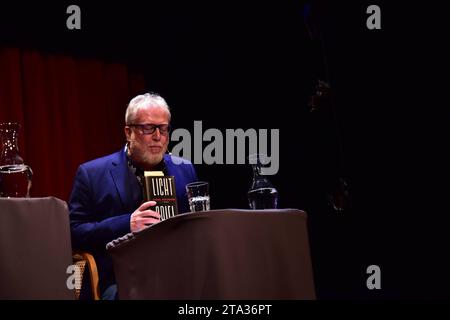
[247,154,278,209]
[0,122,33,197]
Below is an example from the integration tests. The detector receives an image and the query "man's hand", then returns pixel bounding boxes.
[130,201,160,233]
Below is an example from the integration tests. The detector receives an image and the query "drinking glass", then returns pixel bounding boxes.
[186,181,210,212]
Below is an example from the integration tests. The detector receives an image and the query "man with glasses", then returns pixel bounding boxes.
[69,93,198,299]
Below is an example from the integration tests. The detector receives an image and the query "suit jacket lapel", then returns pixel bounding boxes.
[110,149,129,210]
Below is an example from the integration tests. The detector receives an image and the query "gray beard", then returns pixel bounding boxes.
[128,148,164,170]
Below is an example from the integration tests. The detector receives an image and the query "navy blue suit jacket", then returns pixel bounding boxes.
[68,148,197,294]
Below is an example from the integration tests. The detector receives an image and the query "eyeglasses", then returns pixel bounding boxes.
[127,123,171,135]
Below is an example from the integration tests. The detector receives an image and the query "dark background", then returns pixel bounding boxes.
[1,1,449,299]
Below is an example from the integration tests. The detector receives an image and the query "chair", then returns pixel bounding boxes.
[72,251,101,300]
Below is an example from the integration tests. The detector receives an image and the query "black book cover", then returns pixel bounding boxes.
[143,171,178,221]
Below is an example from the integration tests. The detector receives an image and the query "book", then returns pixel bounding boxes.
[143,171,178,221]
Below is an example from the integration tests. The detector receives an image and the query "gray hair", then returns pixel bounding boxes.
[125,93,171,124]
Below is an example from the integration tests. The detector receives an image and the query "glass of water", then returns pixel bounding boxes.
[186,181,210,212]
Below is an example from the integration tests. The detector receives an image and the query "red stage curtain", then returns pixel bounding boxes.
[0,47,145,201]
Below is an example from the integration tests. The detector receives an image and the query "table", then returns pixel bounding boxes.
[108,209,316,299]
[0,197,75,299]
